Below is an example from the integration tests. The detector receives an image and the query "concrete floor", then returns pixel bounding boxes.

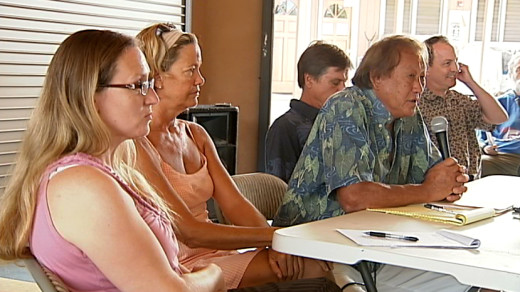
[0,261,33,281]
[0,277,39,292]
[0,261,37,292]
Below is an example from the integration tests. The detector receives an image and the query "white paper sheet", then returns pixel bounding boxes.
[337,229,480,249]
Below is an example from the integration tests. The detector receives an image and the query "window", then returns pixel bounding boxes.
[475,0,501,41]
[324,3,348,18]
[474,0,520,42]
[384,0,441,36]
[275,0,298,16]
[384,0,396,35]
[467,0,520,93]
[403,0,413,34]
[503,0,520,42]
[416,0,441,35]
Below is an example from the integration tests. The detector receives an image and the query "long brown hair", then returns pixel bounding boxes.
[0,30,167,260]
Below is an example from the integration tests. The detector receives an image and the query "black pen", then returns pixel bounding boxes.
[424,203,457,214]
[363,231,419,242]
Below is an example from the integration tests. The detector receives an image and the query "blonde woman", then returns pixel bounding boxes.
[0,29,225,292]
[134,23,332,290]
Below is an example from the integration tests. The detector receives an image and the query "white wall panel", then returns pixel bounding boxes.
[0,0,189,194]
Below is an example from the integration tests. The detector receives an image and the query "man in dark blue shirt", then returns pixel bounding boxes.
[265,41,352,182]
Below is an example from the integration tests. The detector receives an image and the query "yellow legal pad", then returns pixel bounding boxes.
[366,204,501,226]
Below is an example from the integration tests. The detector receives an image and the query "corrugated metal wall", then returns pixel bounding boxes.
[0,0,189,194]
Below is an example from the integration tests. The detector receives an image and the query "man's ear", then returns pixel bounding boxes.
[370,72,380,89]
[304,73,315,89]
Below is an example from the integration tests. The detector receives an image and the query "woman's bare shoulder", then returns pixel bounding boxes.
[180,119,205,133]
[181,120,212,145]
[47,164,133,214]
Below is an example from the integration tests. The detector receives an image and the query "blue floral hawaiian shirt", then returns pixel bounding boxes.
[273,86,442,227]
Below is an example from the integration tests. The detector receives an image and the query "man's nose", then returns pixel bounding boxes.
[413,78,424,93]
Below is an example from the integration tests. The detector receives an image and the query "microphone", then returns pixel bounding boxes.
[430,116,451,160]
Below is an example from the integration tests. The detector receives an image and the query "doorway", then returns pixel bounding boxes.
[257,0,357,170]
[270,0,355,124]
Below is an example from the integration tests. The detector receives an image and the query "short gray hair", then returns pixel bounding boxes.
[508,52,520,80]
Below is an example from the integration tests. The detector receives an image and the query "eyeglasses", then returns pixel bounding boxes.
[99,79,155,96]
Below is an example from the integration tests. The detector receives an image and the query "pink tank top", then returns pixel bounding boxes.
[30,153,181,292]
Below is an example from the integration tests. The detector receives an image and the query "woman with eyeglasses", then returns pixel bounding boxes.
[134,23,333,290]
[0,29,226,292]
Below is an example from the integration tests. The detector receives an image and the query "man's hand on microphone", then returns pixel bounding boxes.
[423,158,468,202]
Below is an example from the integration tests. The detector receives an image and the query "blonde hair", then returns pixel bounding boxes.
[0,30,170,260]
[136,23,198,76]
